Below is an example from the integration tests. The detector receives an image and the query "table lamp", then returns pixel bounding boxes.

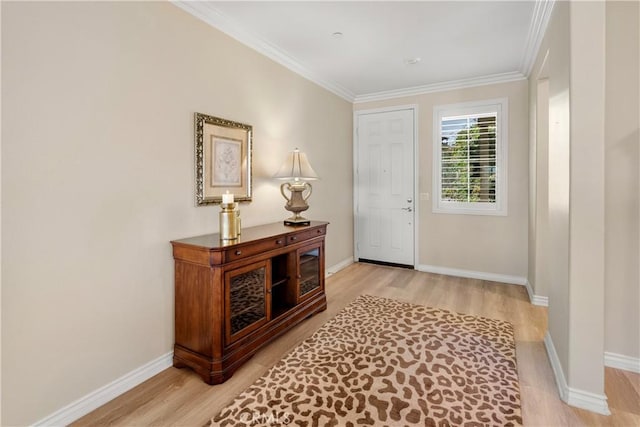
[274,148,319,226]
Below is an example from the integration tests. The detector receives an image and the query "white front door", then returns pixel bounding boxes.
[356,108,415,266]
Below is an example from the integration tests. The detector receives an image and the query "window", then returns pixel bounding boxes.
[433,98,508,215]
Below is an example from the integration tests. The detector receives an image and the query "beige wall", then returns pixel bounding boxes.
[354,80,529,278]
[604,0,640,360]
[534,0,572,375]
[530,78,550,299]
[529,0,639,405]
[1,2,353,425]
[568,0,607,393]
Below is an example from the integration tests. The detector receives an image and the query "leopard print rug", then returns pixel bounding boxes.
[211,295,522,426]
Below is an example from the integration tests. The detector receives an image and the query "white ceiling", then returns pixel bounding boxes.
[174,1,554,102]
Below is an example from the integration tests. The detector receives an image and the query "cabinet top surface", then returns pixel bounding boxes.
[171,221,329,250]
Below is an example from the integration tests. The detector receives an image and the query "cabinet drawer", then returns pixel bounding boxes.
[224,237,286,262]
[286,227,326,245]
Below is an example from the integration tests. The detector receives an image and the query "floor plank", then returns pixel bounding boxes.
[73,263,640,426]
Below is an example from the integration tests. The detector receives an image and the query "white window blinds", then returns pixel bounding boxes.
[433,98,507,216]
[440,113,497,203]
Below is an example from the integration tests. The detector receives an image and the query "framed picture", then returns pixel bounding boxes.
[195,113,252,205]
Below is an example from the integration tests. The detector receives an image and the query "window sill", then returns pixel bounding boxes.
[432,205,507,216]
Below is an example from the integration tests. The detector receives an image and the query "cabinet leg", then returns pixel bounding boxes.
[173,357,188,370]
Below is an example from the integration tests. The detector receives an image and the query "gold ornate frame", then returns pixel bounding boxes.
[195,113,252,205]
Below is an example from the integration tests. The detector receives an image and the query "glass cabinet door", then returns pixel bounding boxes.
[225,260,270,344]
[297,243,323,301]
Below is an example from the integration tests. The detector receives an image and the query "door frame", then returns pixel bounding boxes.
[353,104,419,268]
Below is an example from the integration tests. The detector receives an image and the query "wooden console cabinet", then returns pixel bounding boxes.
[170,221,328,384]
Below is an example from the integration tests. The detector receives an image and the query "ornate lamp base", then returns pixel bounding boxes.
[284,213,310,226]
[281,181,312,226]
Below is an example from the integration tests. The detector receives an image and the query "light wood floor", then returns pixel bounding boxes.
[74,263,640,426]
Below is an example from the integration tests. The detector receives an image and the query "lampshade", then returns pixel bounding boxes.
[273,148,319,180]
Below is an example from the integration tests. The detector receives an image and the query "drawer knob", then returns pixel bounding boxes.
[276,240,283,245]
[291,236,297,241]
[235,250,242,255]
[317,229,321,234]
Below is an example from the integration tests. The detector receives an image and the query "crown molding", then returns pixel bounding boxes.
[172,1,547,105]
[171,0,356,102]
[354,72,527,104]
[520,0,556,76]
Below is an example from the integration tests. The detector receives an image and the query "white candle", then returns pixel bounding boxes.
[222,191,234,204]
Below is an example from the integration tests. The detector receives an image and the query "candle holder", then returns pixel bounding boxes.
[219,203,239,241]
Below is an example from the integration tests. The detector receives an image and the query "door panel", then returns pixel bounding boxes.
[369,208,382,248]
[390,142,405,195]
[368,145,382,193]
[357,109,415,266]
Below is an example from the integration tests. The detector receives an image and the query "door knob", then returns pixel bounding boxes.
[407,198,413,203]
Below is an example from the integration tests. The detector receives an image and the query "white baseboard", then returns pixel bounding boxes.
[566,386,612,416]
[544,332,611,415]
[544,331,569,401]
[327,256,354,277]
[34,351,173,426]
[525,279,549,307]
[416,264,527,286]
[33,258,354,426]
[604,352,640,373]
